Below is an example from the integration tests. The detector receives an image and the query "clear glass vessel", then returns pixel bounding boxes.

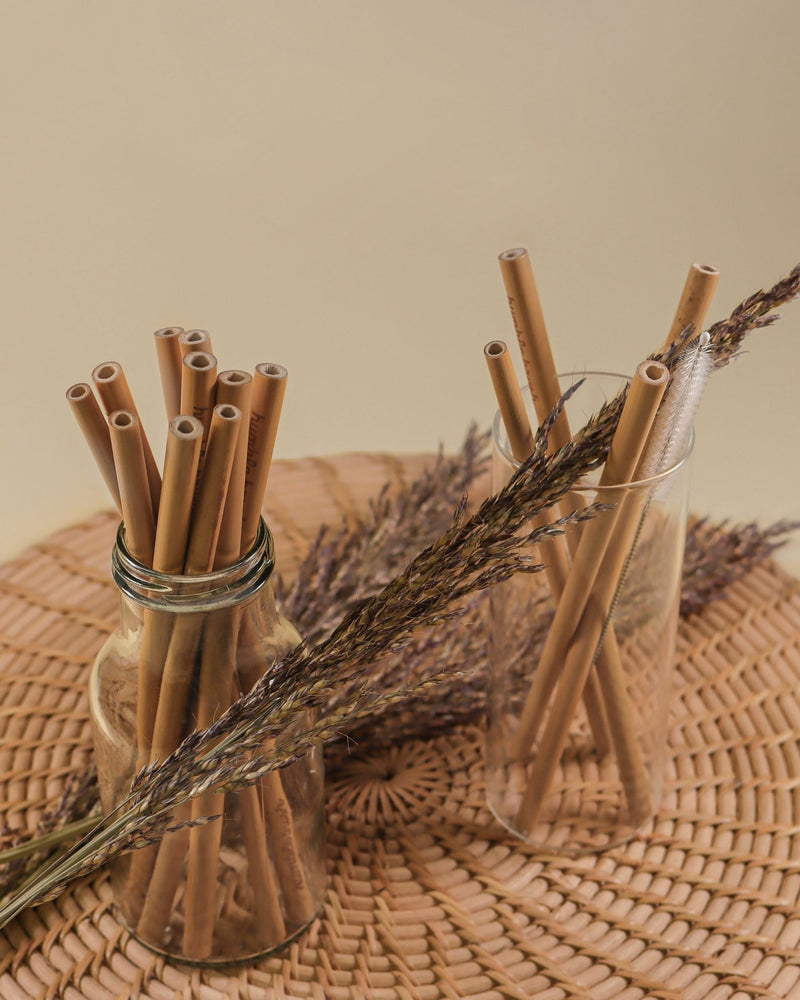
[486,372,692,853]
[89,519,325,965]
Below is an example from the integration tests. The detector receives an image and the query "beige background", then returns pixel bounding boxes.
[1,1,798,574]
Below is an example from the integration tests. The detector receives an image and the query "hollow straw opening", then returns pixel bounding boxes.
[216,404,239,420]
[94,363,120,382]
[154,327,183,340]
[219,370,250,385]
[172,416,202,437]
[492,371,695,491]
[484,341,506,358]
[185,352,215,370]
[643,362,668,383]
[695,263,720,275]
[182,330,209,345]
[110,411,135,428]
[67,384,90,401]
[256,363,288,379]
[498,248,527,261]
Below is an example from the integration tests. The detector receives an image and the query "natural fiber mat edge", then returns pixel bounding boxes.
[1,450,799,999]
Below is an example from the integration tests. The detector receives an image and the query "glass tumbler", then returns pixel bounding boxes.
[89,519,326,965]
[486,372,692,853]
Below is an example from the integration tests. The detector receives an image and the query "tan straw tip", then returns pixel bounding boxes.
[637,359,670,387]
[214,402,241,422]
[183,350,217,373]
[217,369,252,388]
[255,362,288,380]
[483,340,508,359]
[92,361,123,384]
[154,327,184,340]
[498,247,528,261]
[168,414,204,440]
[692,262,720,276]
[66,383,92,402]
[108,409,138,429]
[179,329,212,350]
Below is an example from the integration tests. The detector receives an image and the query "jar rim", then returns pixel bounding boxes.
[112,517,275,611]
[492,369,694,491]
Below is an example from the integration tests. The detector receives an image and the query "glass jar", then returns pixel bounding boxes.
[89,519,325,965]
[486,372,692,853]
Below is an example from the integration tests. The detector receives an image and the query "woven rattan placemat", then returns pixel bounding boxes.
[1,451,800,999]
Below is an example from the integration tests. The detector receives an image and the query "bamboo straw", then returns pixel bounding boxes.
[107,411,156,567]
[153,327,185,420]
[484,341,535,459]
[497,249,616,753]
[183,403,240,571]
[92,362,162,518]
[135,416,204,763]
[214,370,253,569]
[180,351,218,441]
[663,262,720,349]
[230,361,317,927]
[135,405,241,941]
[498,248,571,452]
[510,360,670,765]
[484,341,611,757]
[179,328,213,357]
[65,383,121,512]
[241,363,287,553]
[183,605,240,957]
[153,417,204,574]
[183,398,297,956]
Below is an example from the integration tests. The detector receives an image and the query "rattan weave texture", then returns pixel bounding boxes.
[1,451,800,999]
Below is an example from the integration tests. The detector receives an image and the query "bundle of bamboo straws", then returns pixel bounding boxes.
[485,250,720,834]
[66,329,316,959]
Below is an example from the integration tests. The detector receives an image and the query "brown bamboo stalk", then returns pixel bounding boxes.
[183,398,296,956]
[148,404,241,761]
[498,248,617,753]
[663,262,720,349]
[233,363,317,926]
[107,407,158,911]
[65,383,121,512]
[484,340,535,459]
[107,411,155,567]
[92,361,162,518]
[135,405,241,942]
[153,327,185,420]
[510,361,670,766]
[154,417,204,574]
[484,341,611,757]
[183,404,240,572]
[136,416,204,764]
[241,363,287,552]
[214,370,253,569]
[180,351,218,441]
[498,248,570,452]
[182,606,239,957]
